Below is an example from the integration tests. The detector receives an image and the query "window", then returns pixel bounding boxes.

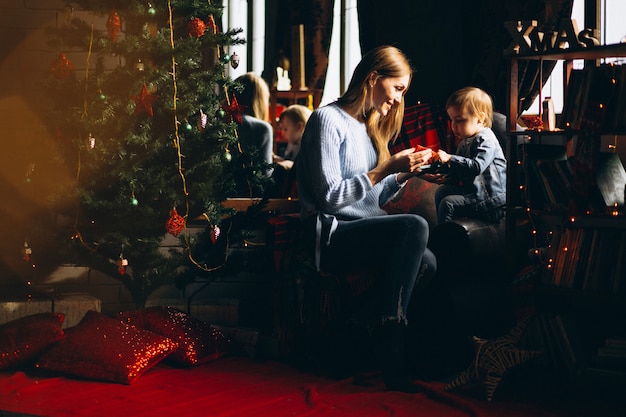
[524,0,626,115]
[222,0,266,79]
[224,0,360,105]
[320,0,361,106]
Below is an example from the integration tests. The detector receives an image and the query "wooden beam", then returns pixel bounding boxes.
[291,24,306,90]
[222,198,300,214]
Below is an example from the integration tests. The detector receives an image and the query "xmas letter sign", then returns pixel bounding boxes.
[504,19,599,56]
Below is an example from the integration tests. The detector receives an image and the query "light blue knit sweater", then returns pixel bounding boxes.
[296,102,404,221]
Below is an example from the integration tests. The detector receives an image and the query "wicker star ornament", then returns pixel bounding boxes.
[445,316,542,401]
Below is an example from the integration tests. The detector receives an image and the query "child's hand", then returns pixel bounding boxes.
[437,149,451,164]
[420,172,450,184]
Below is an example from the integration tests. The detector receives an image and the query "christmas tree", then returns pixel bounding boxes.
[44,0,269,307]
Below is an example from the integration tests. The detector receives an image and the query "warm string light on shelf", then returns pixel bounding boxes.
[518,143,541,255]
[516,140,566,274]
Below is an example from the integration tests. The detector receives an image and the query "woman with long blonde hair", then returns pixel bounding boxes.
[296,45,436,393]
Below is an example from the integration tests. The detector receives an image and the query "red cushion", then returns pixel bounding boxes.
[117,306,229,367]
[37,310,177,384]
[0,312,65,370]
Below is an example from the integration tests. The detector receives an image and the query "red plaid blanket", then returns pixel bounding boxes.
[389,103,452,154]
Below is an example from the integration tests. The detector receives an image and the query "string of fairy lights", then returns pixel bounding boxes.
[517,61,624,284]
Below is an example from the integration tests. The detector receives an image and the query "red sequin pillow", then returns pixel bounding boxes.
[117,306,229,366]
[0,312,65,370]
[36,310,178,384]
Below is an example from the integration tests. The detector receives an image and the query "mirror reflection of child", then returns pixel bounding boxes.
[273,104,312,169]
[425,87,506,224]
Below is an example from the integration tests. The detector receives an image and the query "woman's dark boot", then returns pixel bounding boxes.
[381,320,422,393]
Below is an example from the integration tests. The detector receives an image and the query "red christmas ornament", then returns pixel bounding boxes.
[222,95,245,125]
[116,255,128,275]
[50,53,74,79]
[166,208,186,237]
[210,225,221,244]
[187,18,206,37]
[106,10,121,42]
[132,83,158,116]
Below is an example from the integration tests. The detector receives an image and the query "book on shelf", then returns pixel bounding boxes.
[581,229,600,291]
[597,346,626,358]
[582,228,620,293]
[551,227,584,289]
[569,227,593,290]
[559,69,585,130]
[524,157,574,210]
[597,229,623,293]
[605,338,626,348]
[553,159,574,194]
[522,313,588,373]
[560,64,624,133]
[536,159,572,207]
[595,152,626,207]
[519,314,549,368]
[525,160,552,209]
[530,146,626,212]
[612,232,626,295]
[589,229,610,292]
[585,364,626,380]
[550,228,569,287]
[592,337,626,375]
[591,354,626,371]
[606,64,626,132]
[533,160,558,207]
[549,314,587,374]
[537,314,564,370]
[549,227,626,295]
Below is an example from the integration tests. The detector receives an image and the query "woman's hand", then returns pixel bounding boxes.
[392,148,433,173]
[369,148,433,185]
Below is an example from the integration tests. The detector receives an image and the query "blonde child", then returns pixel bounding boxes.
[273,104,312,169]
[430,86,506,224]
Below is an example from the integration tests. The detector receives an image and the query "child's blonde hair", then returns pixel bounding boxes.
[446,87,493,128]
[279,104,312,126]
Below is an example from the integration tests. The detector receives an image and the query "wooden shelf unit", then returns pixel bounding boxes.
[504,42,626,380]
[504,42,626,278]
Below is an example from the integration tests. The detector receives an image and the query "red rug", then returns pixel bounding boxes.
[0,356,620,417]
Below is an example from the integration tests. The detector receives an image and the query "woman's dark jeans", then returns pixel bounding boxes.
[320,213,436,325]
